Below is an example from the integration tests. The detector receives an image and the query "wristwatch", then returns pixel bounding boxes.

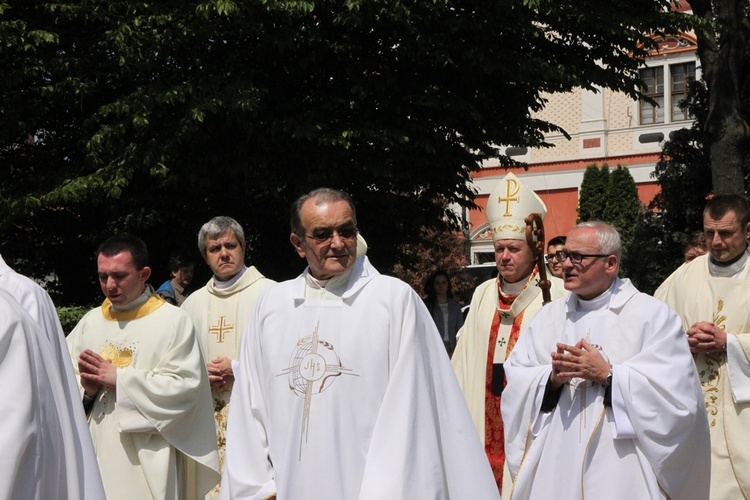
[603,366,613,387]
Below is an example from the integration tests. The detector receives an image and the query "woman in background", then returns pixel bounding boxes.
[424,270,464,357]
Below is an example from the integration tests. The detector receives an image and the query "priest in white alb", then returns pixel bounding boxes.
[655,194,750,499]
[67,234,220,500]
[0,288,103,499]
[181,216,275,497]
[502,222,709,500]
[0,253,105,499]
[220,188,499,500]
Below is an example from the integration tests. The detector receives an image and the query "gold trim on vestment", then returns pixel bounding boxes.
[581,407,608,500]
[508,422,535,500]
[100,294,166,321]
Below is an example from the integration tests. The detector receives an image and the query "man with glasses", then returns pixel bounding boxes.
[545,235,566,278]
[656,194,750,499]
[502,221,709,500]
[220,187,498,499]
[452,172,565,495]
[181,216,275,498]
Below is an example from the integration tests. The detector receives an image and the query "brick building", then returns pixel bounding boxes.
[465,19,698,265]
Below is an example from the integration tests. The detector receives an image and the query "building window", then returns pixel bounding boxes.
[473,252,495,265]
[671,63,695,121]
[639,62,695,125]
[640,67,664,125]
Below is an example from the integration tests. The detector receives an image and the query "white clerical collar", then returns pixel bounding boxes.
[111,285,153,312]
[575,280,615,312]
[213,266,247,289]
[305,267,353,299]
[708,248,749,278]
[501,272,535,295]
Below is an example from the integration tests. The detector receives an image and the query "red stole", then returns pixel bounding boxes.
[484,272,534,492]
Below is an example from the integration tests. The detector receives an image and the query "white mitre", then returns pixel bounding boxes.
[486,172,547,241]
[356,233,368,256]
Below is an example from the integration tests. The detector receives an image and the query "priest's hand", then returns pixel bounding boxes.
[78,349,117,394]
[550,344,573,389]
[551,340,610,385]
[207,356,233,388]
[687,321,727,353]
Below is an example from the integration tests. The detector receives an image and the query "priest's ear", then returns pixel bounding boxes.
[604,254,619,276]
[290,233,307,259]
[139,266,152,284]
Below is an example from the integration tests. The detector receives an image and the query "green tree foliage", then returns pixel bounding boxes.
[578,164,610,222]
[56,304,93,336]
[578,163,643,279]
[622,211,675,295]
[604,165,641,245]
[0,0,688,304]
[627,80,714,294]
[650,81,714,234]
[627,1,750,295]
[689,0,750,195]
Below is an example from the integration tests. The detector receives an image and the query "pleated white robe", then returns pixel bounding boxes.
[221,256,499,500]
[0,255,105,499]
[0,289,101,499]
[503,279,710,500]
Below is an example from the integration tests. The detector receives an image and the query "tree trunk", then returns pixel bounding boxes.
[691,0,750,195]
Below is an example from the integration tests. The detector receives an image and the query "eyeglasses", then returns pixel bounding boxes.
[545,253,561,262]
[303,227,359,244]
[555,250,609,264]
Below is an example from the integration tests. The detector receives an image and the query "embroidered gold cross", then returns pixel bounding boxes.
[209,316,234,343]
[498,178,520,216]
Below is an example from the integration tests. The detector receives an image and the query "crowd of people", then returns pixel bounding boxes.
[1,179,747,499]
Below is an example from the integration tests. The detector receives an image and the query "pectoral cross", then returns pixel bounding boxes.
[209,316,234,343]
[497,338,507,347]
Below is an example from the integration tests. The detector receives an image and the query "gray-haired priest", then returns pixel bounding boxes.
[501,222,710,500]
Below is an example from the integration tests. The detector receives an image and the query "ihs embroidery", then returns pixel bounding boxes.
[278,322,357,459]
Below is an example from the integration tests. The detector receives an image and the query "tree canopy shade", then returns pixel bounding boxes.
[0,0,688,304]
[392,226,477,306]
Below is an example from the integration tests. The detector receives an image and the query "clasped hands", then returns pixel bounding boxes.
[207,356,234,388]
[687,321,727,354]
[550,340,610,389]
[78,349,117,398]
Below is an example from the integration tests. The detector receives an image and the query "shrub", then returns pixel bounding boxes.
[57,305,92,336]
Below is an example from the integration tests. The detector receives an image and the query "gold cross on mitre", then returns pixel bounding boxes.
[498,177,520,216]
[209,316,234,343]
[486,172,547,242]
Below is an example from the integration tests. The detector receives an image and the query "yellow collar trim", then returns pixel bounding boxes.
[101,294,166,321]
